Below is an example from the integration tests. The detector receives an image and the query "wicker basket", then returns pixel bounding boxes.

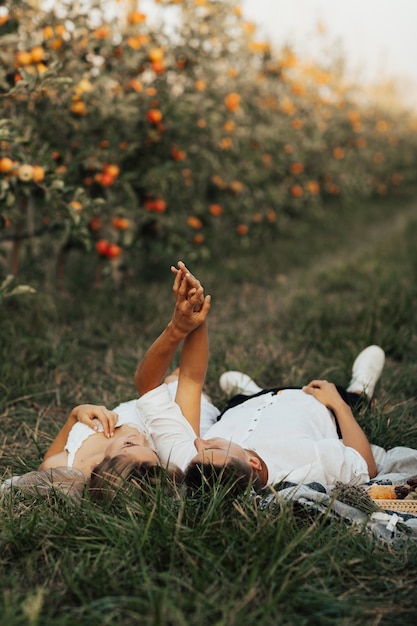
[372,499,417,514]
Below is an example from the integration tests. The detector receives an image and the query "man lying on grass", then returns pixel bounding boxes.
[136,261,384,495]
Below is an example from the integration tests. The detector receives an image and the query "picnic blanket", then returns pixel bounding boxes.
[260,444,417,546]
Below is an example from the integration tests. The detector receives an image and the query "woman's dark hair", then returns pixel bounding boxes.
[184,458,261,498]
[89,455,184,503]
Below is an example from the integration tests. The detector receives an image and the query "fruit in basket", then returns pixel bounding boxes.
[406,475,417,487]
[394,485,411,500]
[368,485,398,500]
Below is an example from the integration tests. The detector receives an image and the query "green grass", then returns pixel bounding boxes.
[1,189,417,624]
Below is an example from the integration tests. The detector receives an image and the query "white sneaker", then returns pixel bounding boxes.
[219,371,263,396]
[346,345,385,399]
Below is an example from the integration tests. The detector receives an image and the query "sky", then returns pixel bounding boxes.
[36,0,417,110]
[135,0,417,110]
[239,0,417,108]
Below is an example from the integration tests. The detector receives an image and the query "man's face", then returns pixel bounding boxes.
[192,437,249,466]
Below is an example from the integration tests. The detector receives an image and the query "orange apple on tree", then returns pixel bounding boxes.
[146,109,163,124]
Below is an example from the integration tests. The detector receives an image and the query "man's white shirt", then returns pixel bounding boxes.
[137,384,369,486]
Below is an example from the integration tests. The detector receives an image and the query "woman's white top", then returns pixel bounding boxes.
[64,400,147,467]
[64,381,219,468]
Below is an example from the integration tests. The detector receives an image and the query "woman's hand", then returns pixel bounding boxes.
[302,380,346,411]
[71,404,119,438]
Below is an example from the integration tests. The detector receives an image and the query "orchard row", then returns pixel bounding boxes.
[0,0,416,277]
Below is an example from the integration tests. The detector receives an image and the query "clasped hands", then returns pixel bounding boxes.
[169,260,211,338]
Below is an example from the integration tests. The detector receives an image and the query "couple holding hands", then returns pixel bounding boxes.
[3,261,385,501]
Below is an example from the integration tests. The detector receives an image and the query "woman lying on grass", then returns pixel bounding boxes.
[1,265,211,502]
[1,399,184,502]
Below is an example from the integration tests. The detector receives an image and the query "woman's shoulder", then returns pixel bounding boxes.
[39,450,68,470]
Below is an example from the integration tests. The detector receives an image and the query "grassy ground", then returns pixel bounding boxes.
[1,189,417,625]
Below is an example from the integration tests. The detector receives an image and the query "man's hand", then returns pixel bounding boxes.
[71,404,119,438]
[303,379,377,478]
[302,380,346,412]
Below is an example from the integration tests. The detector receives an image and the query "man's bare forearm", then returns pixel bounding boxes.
[179,320,208,385]
[333,400,377,478]
[303,380,377,478]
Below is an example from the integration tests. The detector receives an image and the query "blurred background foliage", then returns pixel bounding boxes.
[0,0,416,284]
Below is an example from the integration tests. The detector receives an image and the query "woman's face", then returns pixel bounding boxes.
[105,433,159,464]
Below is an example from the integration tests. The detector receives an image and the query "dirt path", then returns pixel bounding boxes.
[293,196,417,285]
[209,195,417,336]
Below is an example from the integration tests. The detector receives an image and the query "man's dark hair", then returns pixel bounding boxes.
[184,458,261,498]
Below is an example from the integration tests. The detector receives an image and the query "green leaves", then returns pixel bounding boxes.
[0,274,36,302]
